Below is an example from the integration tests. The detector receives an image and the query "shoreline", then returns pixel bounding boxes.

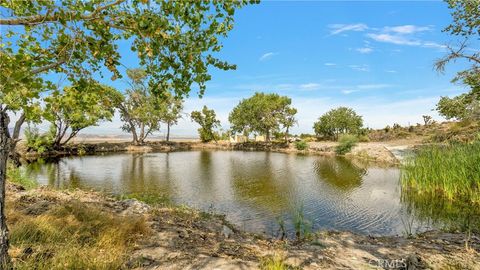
[17,139,412,165]
[6,183,479,269]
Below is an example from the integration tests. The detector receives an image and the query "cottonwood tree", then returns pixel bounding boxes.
[435,0,479,120]
[0,0,253,264]
[437,90,480,121]
[313,107,363,140]
[228,92,297,141]
[161,93,184,142]
[279,107,298,142]
[119,68,167,145]
[44,79,121,148]
[191,106,220,142]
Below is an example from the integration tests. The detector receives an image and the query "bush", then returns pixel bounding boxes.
[335,134,358,155]
[357,134,370,142]
[294,140,308,150]
[24,125,55,153]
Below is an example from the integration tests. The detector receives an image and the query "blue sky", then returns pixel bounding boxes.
[8,1,478,137]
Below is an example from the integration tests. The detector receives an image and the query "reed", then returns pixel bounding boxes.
[401,141,480,205]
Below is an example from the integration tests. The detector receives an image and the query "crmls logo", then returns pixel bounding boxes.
[369,258,407,269]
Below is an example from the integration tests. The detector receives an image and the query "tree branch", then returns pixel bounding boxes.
[0,0,126,26]
[12,113,25,141]
[31,59,67,75]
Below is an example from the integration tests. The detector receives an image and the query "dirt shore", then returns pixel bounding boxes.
[18,138,418,165]
[7,184,479,270]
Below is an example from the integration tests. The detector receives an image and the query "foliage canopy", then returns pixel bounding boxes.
[313,107,363,140]
[228,92,297,141]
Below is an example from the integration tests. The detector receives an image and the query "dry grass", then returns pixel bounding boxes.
[7,200,149,270]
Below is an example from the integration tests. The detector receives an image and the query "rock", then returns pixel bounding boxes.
[222,225,234,238]
[405,254,427,270]
[120,199,151,214]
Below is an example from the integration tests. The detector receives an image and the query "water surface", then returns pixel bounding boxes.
[24,150,458,236]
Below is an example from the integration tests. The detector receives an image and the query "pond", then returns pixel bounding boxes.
[23,150,474,237]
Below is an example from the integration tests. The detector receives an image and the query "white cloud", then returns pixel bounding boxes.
[328,23,368,35]
[259,52,277,61]
[299,83,322,91]
[356,47,373,54]
[384,25,432,34]
[422,42,447,49]
[324,62,337,66]
[328,23,444,50]
[385,70,397,73]
[341,89,358,94]
[367,33,421,46]
[348,64,370,72]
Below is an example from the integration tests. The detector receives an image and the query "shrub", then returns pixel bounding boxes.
[294,140,308,150]
[357,134,370,142]
[335,134,358,155]
[24,125,55,153]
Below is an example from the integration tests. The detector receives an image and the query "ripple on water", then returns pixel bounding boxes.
[23,150,451,236]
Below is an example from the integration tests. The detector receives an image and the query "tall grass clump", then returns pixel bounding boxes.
[335,134,358,155]
[292,204,312,241]
[8,202,149,269]
[260,254,298,270]
[401,141,480,205]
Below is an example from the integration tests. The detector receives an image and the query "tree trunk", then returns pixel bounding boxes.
[132,130,139,145]
[7,114,25,167]
[139,123,145,145]
[266,129,270,142]
[0,110,11,267]
[166,122,170,142]
[285,127,289,142]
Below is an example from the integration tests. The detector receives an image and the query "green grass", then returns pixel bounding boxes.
[401,141,480,205]
[7,163,38,190]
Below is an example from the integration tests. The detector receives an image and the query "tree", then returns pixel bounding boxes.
[422,115,433,126]
[228,92,297,141]
[313,107,363,140]
[44,79,121,148]
[434,0,479,122]
[118,69,166,145]
[0,1,252,264]
[279,107,298,142]
[191,106,220,142]
[161,93,184,142]
[437,93,480,121]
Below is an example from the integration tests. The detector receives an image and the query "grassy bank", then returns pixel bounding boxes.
[401,141,480,205]
[7,198,148,269]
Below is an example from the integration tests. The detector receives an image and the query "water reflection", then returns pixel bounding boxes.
[314,157,366,190]
[401,190,480,233]
[22,150,476,236]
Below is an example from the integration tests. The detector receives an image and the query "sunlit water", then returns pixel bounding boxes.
[24,150,459,236]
